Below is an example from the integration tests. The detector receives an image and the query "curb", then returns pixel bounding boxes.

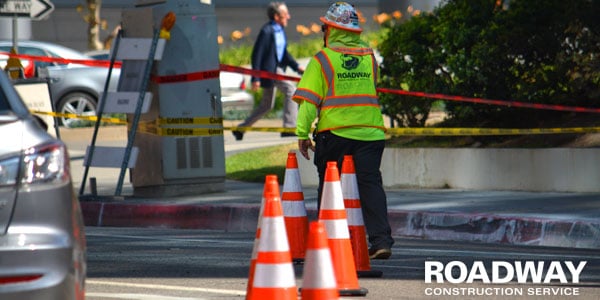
[79,202,600,250]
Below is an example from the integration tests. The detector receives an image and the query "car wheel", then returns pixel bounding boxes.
[58,92,97,128]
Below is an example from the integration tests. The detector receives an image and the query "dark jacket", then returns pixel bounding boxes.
[251,21,300,88]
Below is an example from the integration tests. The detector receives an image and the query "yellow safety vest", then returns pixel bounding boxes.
[294,47,385,136]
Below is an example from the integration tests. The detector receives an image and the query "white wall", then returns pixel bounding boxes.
[296,148,600,192]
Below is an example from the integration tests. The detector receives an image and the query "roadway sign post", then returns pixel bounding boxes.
[0,0,54,53]
[0,0,55,20]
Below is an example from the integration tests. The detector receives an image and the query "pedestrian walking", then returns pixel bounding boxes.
[232,1,304,141]
[293,2,394,259]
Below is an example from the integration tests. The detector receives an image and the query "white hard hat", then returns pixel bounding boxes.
[320,2,362,32]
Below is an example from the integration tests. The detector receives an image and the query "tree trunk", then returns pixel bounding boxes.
[87,0,103,50]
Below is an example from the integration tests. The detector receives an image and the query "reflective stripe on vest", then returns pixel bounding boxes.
[294,88,322,106]
[312,48,385,133]
[315,51,334,98]
[313,49,379,112]
[320,95,379,109]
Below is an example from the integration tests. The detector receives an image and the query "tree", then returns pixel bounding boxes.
[78,0,105,50]
[378,0,600,128]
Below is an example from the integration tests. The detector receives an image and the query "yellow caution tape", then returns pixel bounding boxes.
[157,117,223,125]
[385,127,600,136]
[31,110,127,125]
[226,126,296,134]
[225,126,600,136]
[135,118,223,136]
[30,110,600,136]
[157,127,224,136]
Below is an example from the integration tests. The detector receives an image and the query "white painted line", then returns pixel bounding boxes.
[86,280,245,296]
[86,292,204,299]
[85,233,253,245]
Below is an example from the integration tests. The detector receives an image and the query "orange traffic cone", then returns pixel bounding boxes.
[318,161,368,296]
[247,179,297,300]
[301,221,339,300]
[341,155,383,278]
[246,175,279,299]
[282,151,309,264]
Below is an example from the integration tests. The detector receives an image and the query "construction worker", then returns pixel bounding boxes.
[293,2,394,259]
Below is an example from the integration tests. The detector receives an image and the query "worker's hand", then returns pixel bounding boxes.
[251,81,260,92]
[298,139,315,160]
[297,66,305,75]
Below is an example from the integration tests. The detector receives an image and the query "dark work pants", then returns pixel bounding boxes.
[314,131,394,250]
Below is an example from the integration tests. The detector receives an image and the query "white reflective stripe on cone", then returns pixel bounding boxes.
[282,201,307,217]
[321,186,346,210]
[341,174,360,198]
[283,169,303,191]
[259,217,290,251]
[253,264,296,287]
[322,219,350,239]
[346,208,364,226]
[303,249,337,288]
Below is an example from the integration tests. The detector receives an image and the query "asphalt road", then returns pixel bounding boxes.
[84,227,600,300]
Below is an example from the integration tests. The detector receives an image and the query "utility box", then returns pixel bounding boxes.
[120,0,225,197]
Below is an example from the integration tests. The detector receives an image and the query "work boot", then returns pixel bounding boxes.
[232,130,244,141]
[369,247,392,260]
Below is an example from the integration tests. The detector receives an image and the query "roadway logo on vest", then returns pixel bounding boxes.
[340,54,361,70]
[338,54,371,80]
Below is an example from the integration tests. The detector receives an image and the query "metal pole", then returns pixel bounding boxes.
[115,29,160,196]
[79,31,123,196]
[12,16,18,49]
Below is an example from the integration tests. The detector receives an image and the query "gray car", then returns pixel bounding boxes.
[41,63,120,128]
[2,41,254,128]
[0,71,86,299]
[0,40,120,128]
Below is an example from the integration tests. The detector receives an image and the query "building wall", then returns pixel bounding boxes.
[1,1,379,52]
[296,148,600,192]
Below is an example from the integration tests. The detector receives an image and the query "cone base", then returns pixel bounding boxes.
[301,288,339,299]
[250,287,297,300]
[339,287,368,296]
[357,269,383,278]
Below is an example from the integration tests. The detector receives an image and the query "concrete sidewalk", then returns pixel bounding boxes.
[62,124,600,251]
[77,180,600,250]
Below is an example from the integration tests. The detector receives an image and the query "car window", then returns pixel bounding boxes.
[0,45,55,76]
[18,46,56,68]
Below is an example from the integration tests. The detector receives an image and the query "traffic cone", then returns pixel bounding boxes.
[245,175,279,299]
[301,221,339,300]
[282,151,309,264]
[247,179,297,300]
[318,161,368,296]
[341,155,383,278]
